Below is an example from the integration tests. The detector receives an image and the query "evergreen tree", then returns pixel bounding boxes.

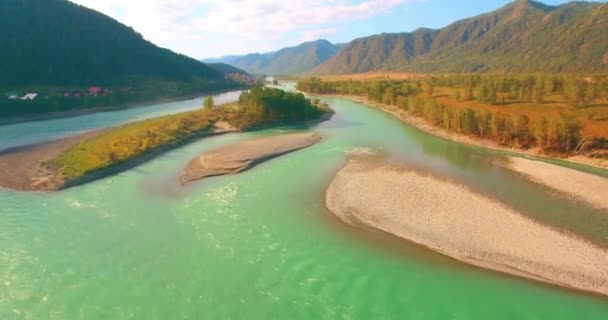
[203,96,214,109]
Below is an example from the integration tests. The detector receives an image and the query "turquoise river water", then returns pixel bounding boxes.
[1,84,607,319]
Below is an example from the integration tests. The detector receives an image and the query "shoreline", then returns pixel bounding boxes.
[325,159,608,298]
[0,108,334,192]
[0,124,236,192]
[320,93,608,171]
[0,87,245,126]
[504,156,608,210]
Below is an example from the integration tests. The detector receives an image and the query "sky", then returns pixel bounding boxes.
[69,0,598,59]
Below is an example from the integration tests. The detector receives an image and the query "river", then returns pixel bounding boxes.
[1,84,607,319]
[0,90,242,152]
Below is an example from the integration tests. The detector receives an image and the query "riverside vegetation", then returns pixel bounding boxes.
[41,87,330,188]
[297,75,608,158]
[0,79,244,118]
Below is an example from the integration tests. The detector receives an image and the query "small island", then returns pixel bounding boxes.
[0,86,333,192]
[180,133,321,184]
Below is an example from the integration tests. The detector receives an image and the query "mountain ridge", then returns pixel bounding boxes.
[313,0,608,74]
[0,0,223,89]
[203,39,341,75]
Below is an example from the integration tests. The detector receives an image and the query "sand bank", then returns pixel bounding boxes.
[506,157,608,210]
[180,132,322,184]
[0,122,235,192]
[0,130,106,191]
[325,159,608,297]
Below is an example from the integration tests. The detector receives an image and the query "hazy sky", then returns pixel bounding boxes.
[70,0,601,59]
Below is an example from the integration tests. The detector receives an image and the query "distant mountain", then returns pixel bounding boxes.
[201,55,243,64]
[203,40,341,75]
[0,0,223,89]
[314,0,608,74]
[207,63,251,77]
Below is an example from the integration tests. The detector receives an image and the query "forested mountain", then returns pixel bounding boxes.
[207,63,251,77]
[0,0,222,89]
[203,40,341,75]
[314,0,608,74]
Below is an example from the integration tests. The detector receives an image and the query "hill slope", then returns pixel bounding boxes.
[204,40,341,75]
[0,0,222,89]
[207,63,251,77]
[314,0,608,74]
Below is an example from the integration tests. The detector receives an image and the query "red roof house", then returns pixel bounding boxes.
[88,86,102,95]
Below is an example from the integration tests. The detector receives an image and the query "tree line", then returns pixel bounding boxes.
[0,79,243,118]
[426,74,608,107]
[228,86,327,129]
[297,77,606,154]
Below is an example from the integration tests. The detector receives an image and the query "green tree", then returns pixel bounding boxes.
[599,79,608,104]
[203,96,214,109]
[532,117,549,151]
[564,78,592,108]
[557,113,581,152]
[477,111,492,137]
[461,109,478,135]
[425,83,435,97]
[476,82,497,104]
[511,114,531,147]
[533,85,544,103]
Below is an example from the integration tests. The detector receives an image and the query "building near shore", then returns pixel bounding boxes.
[88,86,102,95]
[5,92,18,99]
[21,93,38,100]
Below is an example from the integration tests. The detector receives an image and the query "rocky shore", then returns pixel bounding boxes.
[505,157,608,210]
[325,158,608,297]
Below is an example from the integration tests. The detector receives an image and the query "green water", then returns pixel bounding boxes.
[1,92,608,319]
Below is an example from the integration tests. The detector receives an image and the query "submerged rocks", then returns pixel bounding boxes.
[180,132,322,184]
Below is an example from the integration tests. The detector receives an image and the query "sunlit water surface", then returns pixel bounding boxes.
[1,84,607,319]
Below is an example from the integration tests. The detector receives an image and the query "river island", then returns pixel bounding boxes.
[180,133,322,184]
[325,157,608,297]
[0,86,333,192]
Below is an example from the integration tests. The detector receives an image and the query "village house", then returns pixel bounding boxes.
[88,86,102,95]
[5,92,18,99]
[21,93,38,100]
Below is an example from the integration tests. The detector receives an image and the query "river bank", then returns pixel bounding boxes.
[505,157,608,210]
[0,122,235,192]
[325,158,608,297]
[0,87,246,126]
[320,94,608,171]
[0,87,334,192]
[0,129,107,191]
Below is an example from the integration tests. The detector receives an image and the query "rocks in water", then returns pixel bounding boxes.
[180,132,322,184]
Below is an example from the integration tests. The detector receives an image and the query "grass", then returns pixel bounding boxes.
[430,86,608,139]
[46,106,227,179]
[45,90,332,181]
